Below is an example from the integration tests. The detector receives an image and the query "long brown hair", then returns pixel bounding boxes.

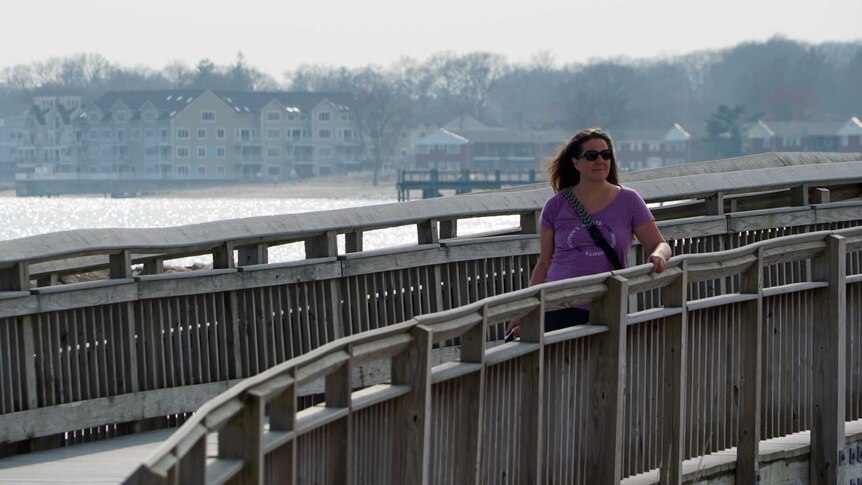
[546,127,619,193]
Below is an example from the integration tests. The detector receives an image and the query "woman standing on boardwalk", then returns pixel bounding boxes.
[507,127,671,338]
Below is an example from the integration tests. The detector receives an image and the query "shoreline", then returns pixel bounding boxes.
[0,174,399,200]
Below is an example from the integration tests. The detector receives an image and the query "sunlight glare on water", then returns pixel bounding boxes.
[0,197,518,266]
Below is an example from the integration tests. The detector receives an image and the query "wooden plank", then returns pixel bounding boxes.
[391,325,432,485]
[736,247,763,485]
[218,393,264,484]
[325,358,351,485]
[660,265,687,484]
[810,234,847,483]
[585,276,627,484]
[0,379,243,443]
[455,306,486,484]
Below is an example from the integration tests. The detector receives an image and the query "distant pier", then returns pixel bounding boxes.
[396,168,542,200]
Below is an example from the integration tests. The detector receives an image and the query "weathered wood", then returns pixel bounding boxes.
[453,304,487,484]
[704,192,724,215]
[345,231,363,253]
[305,231,337,259]
[439,220,457,240]
[736,247,763,485]
[391,325,432,485]
[325,359,351,485]
[515,287,544,484]
[213,242,234,269]
[110,250,132,279]
[520,210,541,234]
[810,235,847,484]
[811,187,830,204]
[585,276,627,484]
[660,266,688,484]
[218,393,264,484]
[0,262,29,292]
[267,372,297,484]
[417,220,439,245]
[789,183,809,206]
[238,244,268,266]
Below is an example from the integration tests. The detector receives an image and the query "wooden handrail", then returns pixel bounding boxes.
[123,225,862,484]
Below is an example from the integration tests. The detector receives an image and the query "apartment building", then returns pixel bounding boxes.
[15,90,365,180]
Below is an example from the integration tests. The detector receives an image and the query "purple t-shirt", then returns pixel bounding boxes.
[540,186,654,283]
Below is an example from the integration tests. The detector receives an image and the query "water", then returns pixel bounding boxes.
[0,196,517,266]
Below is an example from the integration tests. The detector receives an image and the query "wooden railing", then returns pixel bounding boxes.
[122,227,862,484]
[0,152,860,466]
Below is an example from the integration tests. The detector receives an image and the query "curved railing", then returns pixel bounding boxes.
[0,152,861,464]
[124,226,862,484]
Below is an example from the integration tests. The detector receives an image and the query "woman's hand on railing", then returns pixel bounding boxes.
[648,253,667,273]
[505,318,520,341]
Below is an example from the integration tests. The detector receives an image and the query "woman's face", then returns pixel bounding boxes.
[572,137,612,183]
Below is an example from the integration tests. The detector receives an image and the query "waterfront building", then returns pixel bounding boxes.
[13,90,365,180]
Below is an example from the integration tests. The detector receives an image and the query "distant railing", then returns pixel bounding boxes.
[123,227,862,484]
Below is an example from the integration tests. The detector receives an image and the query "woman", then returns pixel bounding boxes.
[507,128,671,337]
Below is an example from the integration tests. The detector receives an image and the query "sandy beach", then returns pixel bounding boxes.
[0,173,399,200]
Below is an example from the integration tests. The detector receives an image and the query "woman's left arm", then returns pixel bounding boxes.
[634,221,672,273]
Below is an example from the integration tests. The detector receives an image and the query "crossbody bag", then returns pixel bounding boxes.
[561,187,624,270]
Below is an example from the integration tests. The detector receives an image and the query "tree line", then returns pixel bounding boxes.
[1,37,860,178]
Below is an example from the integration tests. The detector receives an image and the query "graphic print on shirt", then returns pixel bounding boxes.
[565,219,617,257]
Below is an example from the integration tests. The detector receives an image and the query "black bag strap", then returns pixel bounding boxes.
[561,187,624,270]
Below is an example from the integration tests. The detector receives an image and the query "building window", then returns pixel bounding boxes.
[88,111,100,122]
[217,166,226,176]
[447,144,460,155]
[89,129,98,140]
[217,147,225,157]
[416,144,429,154]
[201,111,216,122]
[177,147,189,158]
[318,147,332,157]
[267,128,281,139]
[267,147,281,158]
[197,128,206,139]
[177,128,189,139]
[143,111,156,122]
[197,147,206,158]
[144,129,154,139]
[292,129,302,139]
[342,129,354,140]
[177,165,190,175]
[266,111,280,122]
[318,129,332,139]
[117,129,126,142]
[342,114,349,121]
[102,129,111,139]
[216,128,225,139]
[268,166,280,176]
[197,165,207,175]
[318,112,331,122]
[132,129,141,139]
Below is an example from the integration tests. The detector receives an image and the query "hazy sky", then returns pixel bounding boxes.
[5,0,861,79]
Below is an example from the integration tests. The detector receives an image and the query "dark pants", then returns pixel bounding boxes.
[544,308,590,332]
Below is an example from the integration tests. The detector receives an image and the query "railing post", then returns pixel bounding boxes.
[0,262,30,292]
[269,371,298,484]
[213,242,235,269]
[219,395,264,484]
[789,183,809,206]
[811,187,830,204]
[704,192,724,216]
[391,325,432,485]
[520,210,542,235]
[585,275,627,484]
[518,289,545,484]
[439,220,457,240]
[142,257,164,275]
[238,244,268,266]
[109,249,132,279]
[456,307,487,484]
[327,356,352,484]
[811,234,847,484]
[417,220,439,245]
[737,247,763,485]
[346,231,363,253]
[660,264,688,484]
[305,231,345,340]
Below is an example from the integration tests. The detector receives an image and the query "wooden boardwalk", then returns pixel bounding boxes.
[2,419,859,483]
[0,429,174,484]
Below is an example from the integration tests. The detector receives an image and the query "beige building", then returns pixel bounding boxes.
[24,90,366,180]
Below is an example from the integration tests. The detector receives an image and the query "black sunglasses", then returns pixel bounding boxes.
[576,149,613,161]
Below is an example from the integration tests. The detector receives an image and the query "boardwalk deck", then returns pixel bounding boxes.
[3,420,859,484]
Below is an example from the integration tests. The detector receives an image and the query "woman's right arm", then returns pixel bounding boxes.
[529,226,555,285]
[507,226,555,337]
